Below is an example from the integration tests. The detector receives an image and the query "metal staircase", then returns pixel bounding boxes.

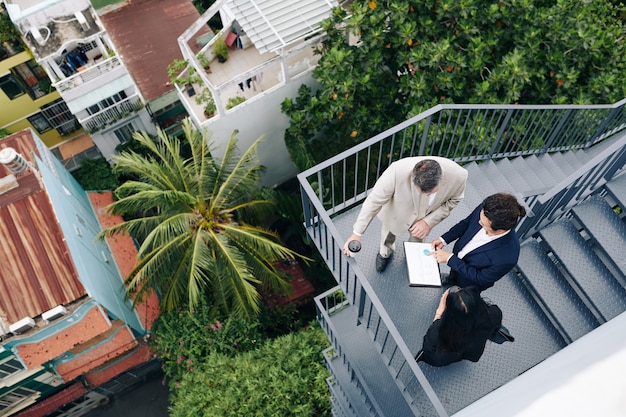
[300,102,626,417]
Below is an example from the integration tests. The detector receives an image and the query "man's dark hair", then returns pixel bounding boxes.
[481,193,527,231]
[412,160,442,193]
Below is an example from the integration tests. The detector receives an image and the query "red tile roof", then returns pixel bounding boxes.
[15,305,111,369]
[16,382,87,417]
[0,131,85,324]
[55,323,137,382]
[99,0,209,102]
[88,192,160,331]
[85,343,155,387]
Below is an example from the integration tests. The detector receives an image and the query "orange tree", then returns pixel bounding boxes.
[282,0,626,170]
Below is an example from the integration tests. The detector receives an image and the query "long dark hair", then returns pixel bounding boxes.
[438,286,490,352]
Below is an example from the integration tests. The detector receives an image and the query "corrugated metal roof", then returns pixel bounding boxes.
[227,0,338,54]
[0,131,85,325]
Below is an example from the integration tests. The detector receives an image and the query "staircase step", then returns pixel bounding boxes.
[325,351,375,417]
[516,240,599,343]
[474,160,517,195]
[494,158,533,192]
[535,153,568,183]
[538,220,626,322]
[522,155,561,189]
[537,153,567,184]
[509,156,550,192]
[546,152,579,176]
[570,196,626,281]
[464,162,500,197]
[571,149,592,166]
[605,172,626,210]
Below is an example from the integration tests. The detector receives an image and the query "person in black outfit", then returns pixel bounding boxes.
[416,286,501,367]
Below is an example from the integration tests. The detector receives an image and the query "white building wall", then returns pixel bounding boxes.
[203,75,318,187]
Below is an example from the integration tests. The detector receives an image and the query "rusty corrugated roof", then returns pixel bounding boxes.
[99,0,208,102]
[0,131,85,325]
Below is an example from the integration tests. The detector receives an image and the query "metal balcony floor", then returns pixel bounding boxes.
[330,205,565,415]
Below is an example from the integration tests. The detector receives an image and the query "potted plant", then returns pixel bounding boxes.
[226,96,246,110]
[204,101,217,118]
[198,53,211,74]
[195,88,216,118]
[213,37,229,63]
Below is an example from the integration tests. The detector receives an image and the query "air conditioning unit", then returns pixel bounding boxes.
[75,11,90,31]
[30,27,45,46]
[42,305,68,323]
[9,317,35,334]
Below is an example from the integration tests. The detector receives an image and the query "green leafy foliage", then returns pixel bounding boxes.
[282,0,626,169]
[0,10,21,45]
[71,157,119,191]
[99,120,303,317]
[150,298,266,381]
[169,323,331,417]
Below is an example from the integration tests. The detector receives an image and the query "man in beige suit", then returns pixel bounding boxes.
[343,157,468,272]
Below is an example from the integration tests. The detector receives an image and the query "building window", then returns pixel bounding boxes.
[0,358,24,380]
[86,90,128,116]
[0,74,25,99]
[27,113,52,133]
[42,99,80,135]
[12,60,51,99]
[113,122,136,144]
[0,387,36,412]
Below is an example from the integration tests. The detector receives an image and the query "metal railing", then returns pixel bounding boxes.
[55,56,123,93]
[80,95,144,133]
[517,133,626,239]
[300,101,626,217]
[316,288,384,417]
[316,287,445,417]
[299,100,626,416]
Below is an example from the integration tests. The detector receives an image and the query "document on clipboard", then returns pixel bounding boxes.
[404,242,441,287]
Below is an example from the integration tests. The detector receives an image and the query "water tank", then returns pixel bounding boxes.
[0,147,29,175]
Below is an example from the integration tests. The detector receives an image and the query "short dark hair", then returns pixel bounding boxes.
[412,160,442,193]
[481,193,527,231]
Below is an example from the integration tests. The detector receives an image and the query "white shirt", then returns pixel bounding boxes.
[456,228,510,259]
[428,192,437,208]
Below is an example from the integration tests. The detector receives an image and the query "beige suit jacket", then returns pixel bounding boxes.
[353,156,468,236]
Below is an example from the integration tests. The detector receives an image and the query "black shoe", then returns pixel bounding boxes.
[375,253,391,272]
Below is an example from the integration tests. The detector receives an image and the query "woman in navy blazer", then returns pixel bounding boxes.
[430,193,526,291]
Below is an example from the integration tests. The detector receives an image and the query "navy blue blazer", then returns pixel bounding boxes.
[441,205,520,291]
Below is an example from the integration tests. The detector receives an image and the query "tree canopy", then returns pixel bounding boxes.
[282,0,626,170]
[100,120,299,317]
[169,324,331,417]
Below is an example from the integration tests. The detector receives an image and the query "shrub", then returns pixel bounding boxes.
[72,157,119,191]
[169,323,331,417]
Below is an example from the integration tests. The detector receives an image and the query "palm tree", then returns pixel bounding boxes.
[100,119,299,317]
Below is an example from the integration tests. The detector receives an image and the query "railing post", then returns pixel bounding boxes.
[489,108,514,156]
[588,105,622,146]
[542,109,573,151]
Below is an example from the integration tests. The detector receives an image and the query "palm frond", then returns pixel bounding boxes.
[208,230,263,317]
[213,135,265,209]
[138,212,200,257]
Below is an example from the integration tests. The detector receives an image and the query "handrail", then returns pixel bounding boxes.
[303,179,448,416]
[517,132,626,239]
[299,102,626,217]
[298,100,626,416]
[317,290,383,417]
